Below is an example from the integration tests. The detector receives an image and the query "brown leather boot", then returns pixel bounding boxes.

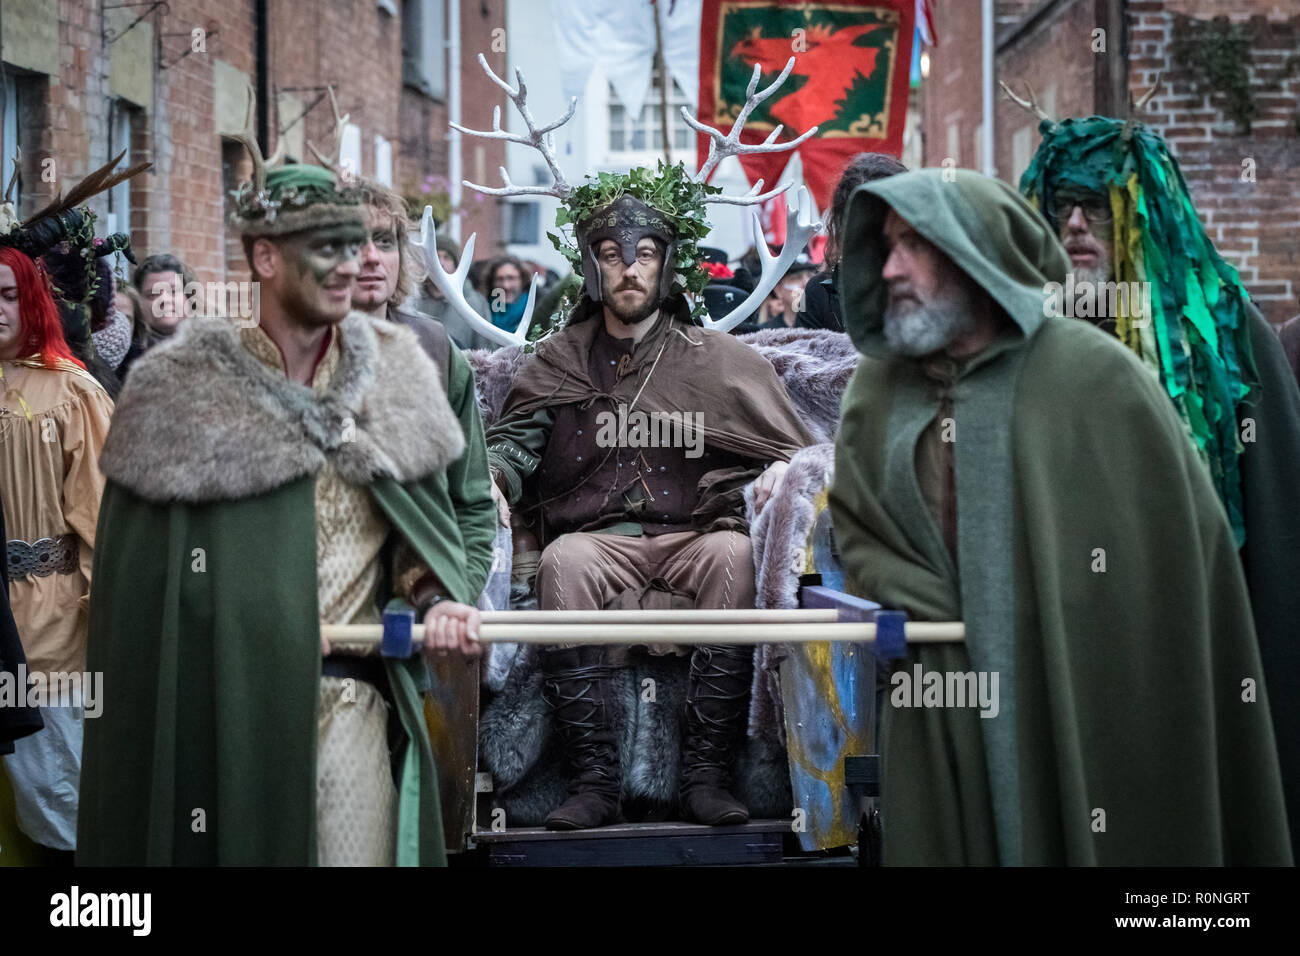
[541,646,623,830]
[679,644,754,826]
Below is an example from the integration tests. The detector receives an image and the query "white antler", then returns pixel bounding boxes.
[684,56,818,204]
[409,206,538,350]
[306,85,350,173]
[700,186,822,334]
[451,54,576,199]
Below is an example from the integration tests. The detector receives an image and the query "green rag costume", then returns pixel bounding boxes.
[1023,116,1300,860]
[830,168,1291,865]
[1021,116,1259,543]
[77,312,480,865]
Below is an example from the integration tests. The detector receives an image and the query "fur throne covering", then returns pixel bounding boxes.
[464,327,859,825]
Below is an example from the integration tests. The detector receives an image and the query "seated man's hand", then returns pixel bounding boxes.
[423,601,482,658]
[490,480,510,528]
[752,460,789,514]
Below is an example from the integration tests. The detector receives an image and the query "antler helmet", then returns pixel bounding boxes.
[409,53,822,348]
[574,194,677,304]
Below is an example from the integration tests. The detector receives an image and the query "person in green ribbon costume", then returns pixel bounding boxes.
[830,167,1291,864]
[1022,115,1300,860]
[76,158,488,866]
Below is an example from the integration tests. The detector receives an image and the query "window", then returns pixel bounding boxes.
[374,134,393,187]
[106,99,135,235]
[505,201,540,245]
[339,122,362,176]
[2,75,20,216]
[608,73,692,154]
[402,0,446,99]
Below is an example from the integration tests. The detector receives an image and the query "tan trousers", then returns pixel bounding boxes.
[536,530,756,630]
[316,676,397,867]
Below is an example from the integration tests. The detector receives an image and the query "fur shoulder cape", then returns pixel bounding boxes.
[100,312,465,504]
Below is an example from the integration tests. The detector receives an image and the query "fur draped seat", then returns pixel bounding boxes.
[464,327,859,825]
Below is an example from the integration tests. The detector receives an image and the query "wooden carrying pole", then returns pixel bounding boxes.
[321,611,965,647]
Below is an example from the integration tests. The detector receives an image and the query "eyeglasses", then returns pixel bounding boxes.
[1049,195,1113,225]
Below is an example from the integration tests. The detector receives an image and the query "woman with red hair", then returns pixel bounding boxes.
[0,245,113,863]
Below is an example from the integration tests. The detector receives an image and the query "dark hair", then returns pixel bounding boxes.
[113,283,152,348]
[486,255,532,297]
[827,152,908,266]
[132,253,195,292]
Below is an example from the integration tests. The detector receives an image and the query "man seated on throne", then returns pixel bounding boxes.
[484,177,815,830]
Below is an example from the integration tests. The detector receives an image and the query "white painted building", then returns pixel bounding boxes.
[495,0,799,278]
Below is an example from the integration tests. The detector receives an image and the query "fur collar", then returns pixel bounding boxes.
[101,312,465,503]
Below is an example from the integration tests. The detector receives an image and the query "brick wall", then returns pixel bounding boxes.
[5,0,505,289]
[994,0,1107,183]
[456,0,507,254]
[921,0,986,170]
[1127,0,1299,323]
[921,0,1300,324]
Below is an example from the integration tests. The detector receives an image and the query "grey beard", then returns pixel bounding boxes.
[1070,263,1111,287]
[883,287,979,358]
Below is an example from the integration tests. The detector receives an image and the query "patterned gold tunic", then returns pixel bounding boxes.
[241,324,397,866]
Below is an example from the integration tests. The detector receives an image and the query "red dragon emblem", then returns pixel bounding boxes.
[729,22,886,131]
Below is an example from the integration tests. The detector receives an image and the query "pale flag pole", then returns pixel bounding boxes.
[448,0,463,242]
[982,0,995,176]
[915,0,938,48]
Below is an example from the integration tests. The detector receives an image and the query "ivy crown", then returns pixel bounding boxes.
[548,160,722,322]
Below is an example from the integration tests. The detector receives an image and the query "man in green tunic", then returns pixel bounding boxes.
[829,167,1291,864]
[349,176,499,584]
[77,160,486,866]
[1021,116,1300,859]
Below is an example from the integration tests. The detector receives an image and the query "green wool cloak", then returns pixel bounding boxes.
[77,313,483,866]
[829,169,1291,865]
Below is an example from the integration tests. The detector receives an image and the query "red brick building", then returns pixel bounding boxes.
[0,0,507,288]
[920,0,1299,324]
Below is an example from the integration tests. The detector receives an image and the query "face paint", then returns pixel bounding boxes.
[281,224,368,283]
[273,223,367,326]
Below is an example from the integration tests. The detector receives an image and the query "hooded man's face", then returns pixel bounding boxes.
[596,237,665,326]
[880,208,981,358]
[1050,186,1113,286]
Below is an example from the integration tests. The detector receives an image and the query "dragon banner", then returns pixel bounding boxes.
[697,0,915,213]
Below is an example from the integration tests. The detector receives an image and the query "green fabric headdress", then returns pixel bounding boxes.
[1020,116,1256,545]
[230,164,365,238]
[225,86,365,238]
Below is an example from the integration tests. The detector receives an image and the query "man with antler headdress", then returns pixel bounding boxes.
[1014,81,1300,860]
[0,154,141,861]
[77,93,484,866]
[421,56,819,829]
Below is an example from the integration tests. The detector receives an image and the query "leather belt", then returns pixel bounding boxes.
[7,535,79,582]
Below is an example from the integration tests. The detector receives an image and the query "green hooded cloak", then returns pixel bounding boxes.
[829,168,1291,865]
[1022,116,1300,860]
[77,314,484,866]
